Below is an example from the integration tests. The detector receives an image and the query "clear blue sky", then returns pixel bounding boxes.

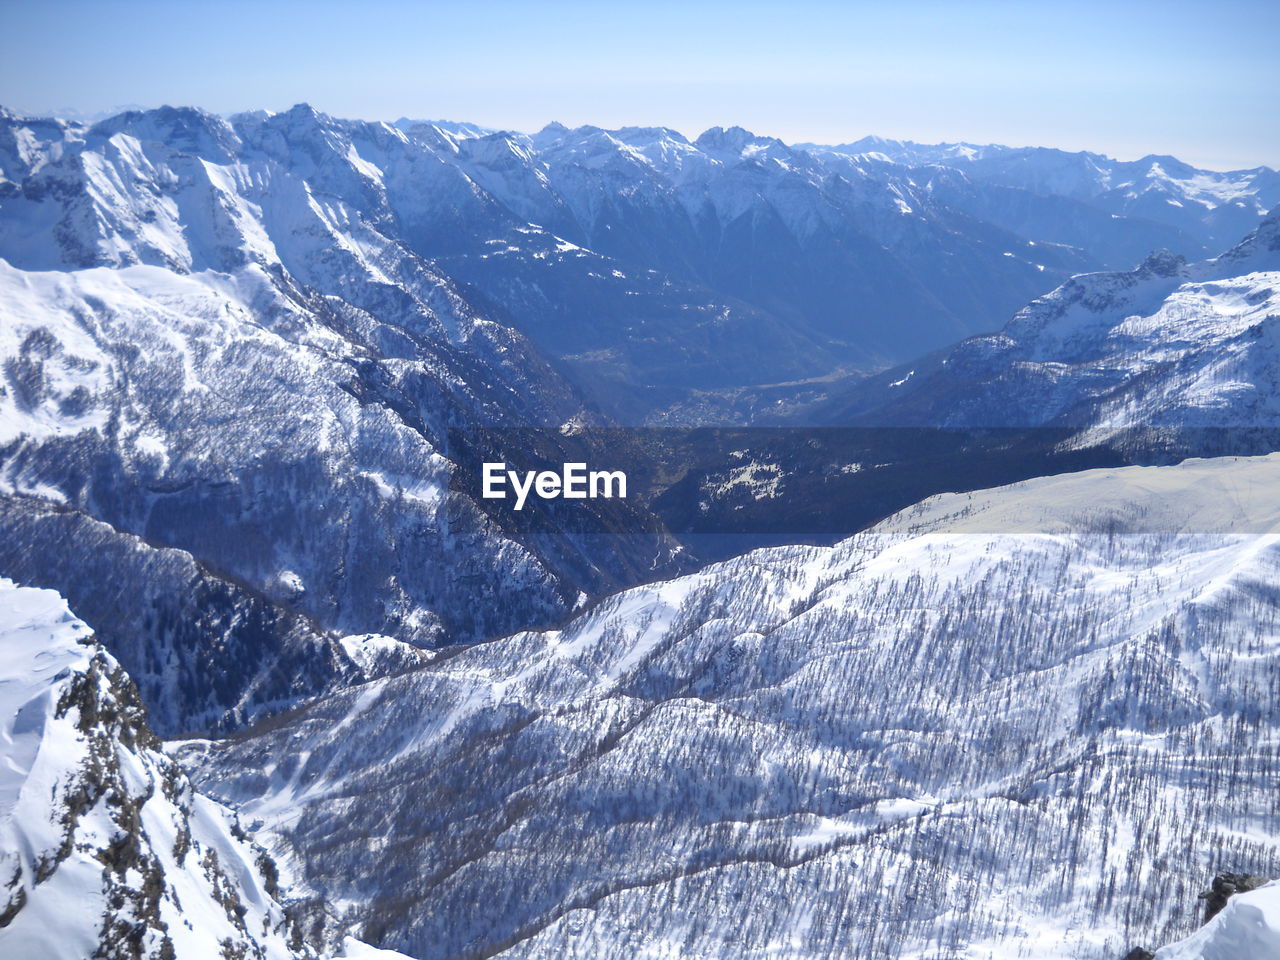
[2,0,1277,170]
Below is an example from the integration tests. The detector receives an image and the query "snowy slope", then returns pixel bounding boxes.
[1154,881,1280,959]
[190,453,1280,959]
[0,256,568,640]
[824,206,1280,443]
[0,105,695,733]
[0,577,386,959]
[803,138,1280,255]
[8,105,1270,425]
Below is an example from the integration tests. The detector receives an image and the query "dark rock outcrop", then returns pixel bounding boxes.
[1198,872,1272,923]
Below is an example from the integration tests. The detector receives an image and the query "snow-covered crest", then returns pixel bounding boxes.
[191,454,1280,959]
[0,579,310,958]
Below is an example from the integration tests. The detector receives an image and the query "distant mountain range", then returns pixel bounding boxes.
[4,104,1276,423]
[2,104,1278,959]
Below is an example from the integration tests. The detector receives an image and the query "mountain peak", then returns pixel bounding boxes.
[1136,247,1187,278]
[694,125,789,158]
[696,124,756,143]
[1136,153,1198,179]
[87,103,240,159]
[613,125,690,146]
[531,120,571,146]
[277,101,340,131]
[1210,203,1280,273]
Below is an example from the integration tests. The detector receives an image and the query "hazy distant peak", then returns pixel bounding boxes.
[393,116,498,140]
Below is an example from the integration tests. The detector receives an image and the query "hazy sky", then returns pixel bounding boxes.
[2,0,1277,170]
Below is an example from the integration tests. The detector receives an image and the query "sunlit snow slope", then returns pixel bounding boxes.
[0,577,401,959]
[0,105,684,734]
[1154,881,1280,959]
[823,206,1280,438]
[191,454,1280,960]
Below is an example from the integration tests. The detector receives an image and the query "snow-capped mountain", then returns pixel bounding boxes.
[636,209,1280,558]
[460,121,1090,370]
[4,102,1279,959]
[3,104,1276,730]
[8,104,1273,425]
[188,453,1280,959]
[824,205,1280,441]
[0,577,413,959]
[803,138,1280,257]
[0,104,695,734]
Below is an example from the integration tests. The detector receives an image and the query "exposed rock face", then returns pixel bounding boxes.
[1123,871,1276,959]
[1198,872,1272,923]
[0,577,418,958]
[0,578,320,958]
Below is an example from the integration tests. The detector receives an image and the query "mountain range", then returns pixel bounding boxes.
[652,206,1280,557]
[1,104,1278,959]
[5,105,1277,423]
